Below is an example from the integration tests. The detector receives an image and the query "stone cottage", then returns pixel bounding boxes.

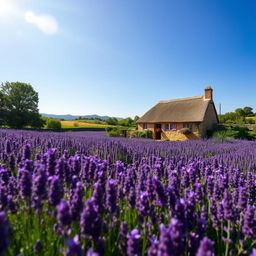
[137,86,219,140]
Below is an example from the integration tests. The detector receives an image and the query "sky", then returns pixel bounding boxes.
[0,0,256,118]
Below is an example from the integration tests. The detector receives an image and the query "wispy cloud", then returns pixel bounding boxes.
[24,10,58,35]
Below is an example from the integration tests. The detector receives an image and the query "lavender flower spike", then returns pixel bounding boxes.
[196,237,214,256]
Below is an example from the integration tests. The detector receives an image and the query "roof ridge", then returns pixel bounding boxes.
[159,95,204,103]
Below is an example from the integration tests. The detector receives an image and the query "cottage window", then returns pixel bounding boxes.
[143,124,147,130]
[183,123,193,131]
[165,123,177,131]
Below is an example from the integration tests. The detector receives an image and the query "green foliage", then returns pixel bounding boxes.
[178,128,191,135]
[73,122,79,127]
[105,127,124,137]
[106,116,140,127]
[105,117,118,125]
[212,126,251,140]
[46,118,61,129]
[138,130,152,138]
[127,130,152,138]
[245,118,255,124]
[0,81,44,128]
[0,91,8,126]
[235,108,245,117]
[219,112,244,124]
[220,106,255,125]
[118,117,134,127]
[243,106,254,117]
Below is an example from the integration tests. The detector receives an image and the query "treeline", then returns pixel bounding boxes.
[105,116,140,127]
[0,82,45,129]
[219,106,255,124]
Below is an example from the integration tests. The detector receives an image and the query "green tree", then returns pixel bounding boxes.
[134,115,140,122]
[0,91,7,126]
[0,82,44,128]
[46,118,61,129]
[106,117,118,125]
[235,108,245,117]
[243,106,254,117]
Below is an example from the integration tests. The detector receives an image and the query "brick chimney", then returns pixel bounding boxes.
[204,86,213,100]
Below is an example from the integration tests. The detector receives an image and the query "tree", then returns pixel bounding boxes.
[134,115,140,122]
[0,82,44,128]
[235,108,245,117]
[106,117,118,125]
[46,118,61,129]
[0,91,7,126]
[243,106,254,117]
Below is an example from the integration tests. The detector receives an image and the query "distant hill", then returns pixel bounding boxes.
[41,113,123,121]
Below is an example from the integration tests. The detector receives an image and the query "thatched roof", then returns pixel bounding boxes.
[137,95,212,123]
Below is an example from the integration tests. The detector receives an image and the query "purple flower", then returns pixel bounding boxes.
[242,205,255,239]
[0,186,7,210]
[57,199,72,227]
[106,179,118,214]
[196,237,214,256]
[80,199,101,241]
[86,248,99,256]
[223,190,234,221]
[7,195,18,214]
[238,187,248,211]
[138,191,150,219]
[148,236,159,256]
[32,165,47,200]
[127,229,141,256]
[153,177,167,207]
[47,149,57,176]
[119,222,128,253]
[70,182,84,220]
[23,144,31,160]
[250,249,256,256]
[34,240,43,254]
[18,168,32,200]
[157,224,173,256]
[0,211,10,255]
[66,235,83,256]
[48,176,64,207]
[91,181,104,214]
[169,218,185,256]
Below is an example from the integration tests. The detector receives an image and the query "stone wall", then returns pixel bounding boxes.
[161,130,200,141]
[200,102,218,137]
[138,122,202,141]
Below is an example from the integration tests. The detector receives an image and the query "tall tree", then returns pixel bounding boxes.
[0,91,7,126]
[235,108,245,117]
[0,82,44,128]
[243,106,254,117]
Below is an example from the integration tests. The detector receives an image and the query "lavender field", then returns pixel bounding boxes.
[0,129,255,256]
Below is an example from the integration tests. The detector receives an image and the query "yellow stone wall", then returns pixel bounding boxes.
[161,130,200,141]
[137,122,202,141]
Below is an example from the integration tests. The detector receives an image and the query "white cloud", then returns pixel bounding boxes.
[24,10,58,35]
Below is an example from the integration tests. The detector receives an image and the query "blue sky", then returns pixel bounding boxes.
[0,0,255,118]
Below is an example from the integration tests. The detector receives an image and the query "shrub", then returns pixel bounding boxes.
[46,119,61,130]
[212,126,250,140]
[73,122,79,128]
[105,127,124,137]
[137,130,152,138]
[178,128,191,135]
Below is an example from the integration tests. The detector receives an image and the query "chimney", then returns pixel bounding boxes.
[204,86,213,100]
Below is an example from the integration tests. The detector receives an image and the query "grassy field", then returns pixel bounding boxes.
[246,116,256,121]
[60,120,112,128]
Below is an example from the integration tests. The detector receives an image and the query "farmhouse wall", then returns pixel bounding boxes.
[138,122,201,140]
[200,102,218,137]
